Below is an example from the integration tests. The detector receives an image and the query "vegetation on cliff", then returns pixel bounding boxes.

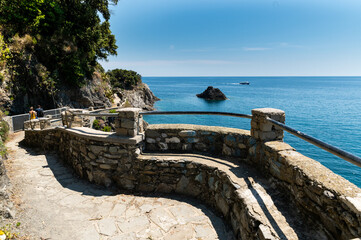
[0,0,128,113]
[107,69,142,90]
[0,0,118,86]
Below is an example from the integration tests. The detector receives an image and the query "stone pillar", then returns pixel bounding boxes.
[251,108,285,142]
[115,108,143,137]
[61,109,86,128]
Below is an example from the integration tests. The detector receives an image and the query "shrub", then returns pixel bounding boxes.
[107,69,141,90]
[102,126,111,132]
[92,119,100,130]
[109,109,117,113]
[0,120,9,142]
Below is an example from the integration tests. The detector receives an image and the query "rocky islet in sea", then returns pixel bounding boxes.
[196,86,227,100]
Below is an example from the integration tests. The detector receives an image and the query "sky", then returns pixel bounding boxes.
[100,0,361,76]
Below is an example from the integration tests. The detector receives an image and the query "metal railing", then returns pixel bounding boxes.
[140,110,361,169]
[266,117,361,168]
[140,111,252,119]
[7,107,67,132]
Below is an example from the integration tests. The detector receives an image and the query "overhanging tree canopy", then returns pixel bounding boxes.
[0,0,118,85]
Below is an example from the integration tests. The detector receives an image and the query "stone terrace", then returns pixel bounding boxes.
[22,107,361,240]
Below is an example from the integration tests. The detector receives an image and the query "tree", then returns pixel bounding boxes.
[107,69,142,89]
[0,0,118,86]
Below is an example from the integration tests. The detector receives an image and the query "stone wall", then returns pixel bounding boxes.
[23,107,361,240]
[250,140,361,239]
[24,127,272,239]
[144,122,361,240]
[145,124,251,159]
[24,128,143,188]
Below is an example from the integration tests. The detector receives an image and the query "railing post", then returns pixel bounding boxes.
[61,109,87,128]
[115,108,143,137]
[251,108,285,142]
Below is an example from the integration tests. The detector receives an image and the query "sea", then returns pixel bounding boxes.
[142,76,361,188]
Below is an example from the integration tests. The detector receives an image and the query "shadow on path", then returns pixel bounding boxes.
[19,141,235,240]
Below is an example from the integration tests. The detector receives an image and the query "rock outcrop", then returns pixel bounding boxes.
[55,72,112,109]
[114,83,159,110]
[196,86,227,100]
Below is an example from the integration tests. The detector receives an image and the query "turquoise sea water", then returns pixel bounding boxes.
[142,76,361,188]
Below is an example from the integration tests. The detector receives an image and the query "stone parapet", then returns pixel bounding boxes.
[145,124,251,159]
[24,118,51,130]
[24,119,361,239]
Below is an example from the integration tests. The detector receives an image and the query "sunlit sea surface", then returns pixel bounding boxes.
[142,76,361,187]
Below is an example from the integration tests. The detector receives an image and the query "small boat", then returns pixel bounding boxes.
[239,82,250,85]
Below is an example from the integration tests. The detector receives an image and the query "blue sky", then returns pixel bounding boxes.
[100,0,361,76]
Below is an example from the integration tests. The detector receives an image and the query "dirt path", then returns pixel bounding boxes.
[4,132,234,240]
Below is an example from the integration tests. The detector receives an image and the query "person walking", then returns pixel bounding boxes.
[35,105,44,118]
[29,107,37,120]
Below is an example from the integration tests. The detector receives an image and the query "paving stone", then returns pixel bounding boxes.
[98,218,118,236]
[195,224,218,238]
[110,203,127,217]
[164,224,194,240]
[149,207,178,232]
[117,215,150,233]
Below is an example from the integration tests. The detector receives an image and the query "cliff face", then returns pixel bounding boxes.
[55,73,112,109]
[0,36,159,114]
[114,83,159,110]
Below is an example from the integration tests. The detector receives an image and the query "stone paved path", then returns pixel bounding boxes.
[4,132,234,240]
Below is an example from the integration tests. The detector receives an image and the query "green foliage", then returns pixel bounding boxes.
[0,32,11,68]
[109,109,117,113]
[102,126,111,132]
[107,69,142,90]
[0,0,118,86]
[0,120,9,142]
[92,119,100,130]
[0,223,20,239]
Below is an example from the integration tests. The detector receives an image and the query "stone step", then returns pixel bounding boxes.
[139,153,329,240]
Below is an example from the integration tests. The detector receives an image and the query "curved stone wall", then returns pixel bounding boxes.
[24,123,361,239]
[145,124,361,239]
[145,124,251,158]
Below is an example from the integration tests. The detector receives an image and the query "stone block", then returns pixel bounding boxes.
[128,129,137,137]
[146,130,161,138]
[215,193,229,216]
[115,128,128,136]
[121,119,136,129]
[99,164,113,170]
[146,138,156,143]
[222,144,232,156]
[179,130,197,137]
[158,142,168,151]
[109,146,118,154]
[186,138,199,143]
[89,145,104,155]
[165,137,180,143]
[260,122,273,132]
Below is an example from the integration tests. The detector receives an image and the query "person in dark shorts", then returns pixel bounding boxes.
[35,105,44,118]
